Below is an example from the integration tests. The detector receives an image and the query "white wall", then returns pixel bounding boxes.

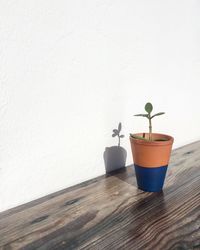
[0,0,199,212]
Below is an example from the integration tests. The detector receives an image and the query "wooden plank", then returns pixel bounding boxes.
[0,141,200,250]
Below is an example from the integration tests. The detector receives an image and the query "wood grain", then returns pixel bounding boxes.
[0,141,200,250]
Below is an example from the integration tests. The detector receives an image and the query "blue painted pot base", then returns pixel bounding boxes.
[134,164,168,192]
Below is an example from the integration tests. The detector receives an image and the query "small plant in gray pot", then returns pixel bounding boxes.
[129,102,174,192]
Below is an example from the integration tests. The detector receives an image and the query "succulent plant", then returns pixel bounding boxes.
[133,102,165,141]
[112,122,125,146]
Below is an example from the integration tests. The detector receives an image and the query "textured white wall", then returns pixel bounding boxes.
[0,0,200,212]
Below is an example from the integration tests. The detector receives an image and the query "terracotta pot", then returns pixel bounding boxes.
[130,133,174,192]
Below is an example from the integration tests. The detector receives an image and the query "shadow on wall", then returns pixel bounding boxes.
[104,123,127,173]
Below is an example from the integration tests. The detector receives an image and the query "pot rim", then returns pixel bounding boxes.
[130,133,174,146]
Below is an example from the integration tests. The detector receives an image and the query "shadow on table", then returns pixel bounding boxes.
[128,191,167,234]
[104,146,127,173]
[132,190,166,213]
[103,122,138,186]
[103,122,127,173]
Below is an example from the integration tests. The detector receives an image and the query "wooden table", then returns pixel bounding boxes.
[0,141,200,250]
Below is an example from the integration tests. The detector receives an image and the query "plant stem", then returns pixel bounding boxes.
[149,117,152,141]
[118,135,120,147]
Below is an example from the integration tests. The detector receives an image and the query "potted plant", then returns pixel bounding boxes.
[130,102,174,192]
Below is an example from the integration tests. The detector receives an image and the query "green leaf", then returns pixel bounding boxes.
[134,114,149,118]
[130,134,168,141]
[120,135,125,138]
[151,112,165,119]
[112,134,117,137]
[145,102,153,114]
[130,134,149,141]
[154,138,168,141]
